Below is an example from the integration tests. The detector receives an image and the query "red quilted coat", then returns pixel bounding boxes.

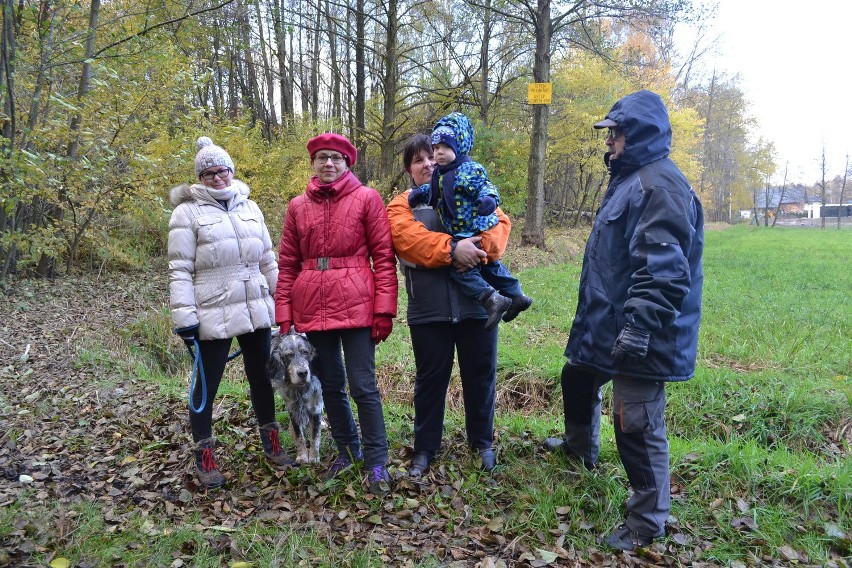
[275,170,398,332]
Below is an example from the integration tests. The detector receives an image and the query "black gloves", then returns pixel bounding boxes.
[175,324,200,347]
[611,323,650,366]
[476,196,497,216]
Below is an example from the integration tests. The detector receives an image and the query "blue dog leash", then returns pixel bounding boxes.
[185,341,242,414]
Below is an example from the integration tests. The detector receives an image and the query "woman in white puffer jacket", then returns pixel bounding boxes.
[168,136,293,489]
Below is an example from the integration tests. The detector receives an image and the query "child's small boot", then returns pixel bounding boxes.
[480,289,511,330]
[259,422,296,468]
[194,437,225,489]
[502,294,533,322]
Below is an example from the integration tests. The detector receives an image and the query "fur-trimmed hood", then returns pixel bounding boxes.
[169,179,250,207]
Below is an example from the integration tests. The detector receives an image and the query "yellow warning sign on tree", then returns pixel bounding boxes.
[527,83,552,105]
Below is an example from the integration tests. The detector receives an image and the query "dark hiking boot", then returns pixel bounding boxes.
[603,523,663,551]
[408,451,432,477]
[194,437,225,489]
[479,290,511,331]
[479,448,497,472]
[259,422,296,468]
[502,294,533,322]
[368,464,391,495]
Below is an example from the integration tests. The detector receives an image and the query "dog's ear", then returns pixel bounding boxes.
[307,341,316,361]
[266,340,284,381]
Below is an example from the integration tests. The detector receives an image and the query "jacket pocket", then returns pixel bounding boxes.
[196,214,222,227]
[591,202,628,276]
[195,214,223,244]
[644,228,685,278]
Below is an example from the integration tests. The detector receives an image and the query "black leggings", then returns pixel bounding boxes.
[188,327,274,442]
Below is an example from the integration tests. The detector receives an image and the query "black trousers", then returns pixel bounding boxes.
[409,319,498,452]
[189,327,274,442]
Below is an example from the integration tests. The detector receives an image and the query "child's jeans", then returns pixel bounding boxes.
[449,260,523,302]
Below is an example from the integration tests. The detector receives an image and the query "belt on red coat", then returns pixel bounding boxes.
[301,256,371,271]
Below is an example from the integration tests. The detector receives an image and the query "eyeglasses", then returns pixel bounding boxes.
[200,168,232,181]
[313,153,345,164]
[606,128,624,140]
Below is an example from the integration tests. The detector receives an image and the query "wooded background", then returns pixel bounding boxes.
[1,0,847,279]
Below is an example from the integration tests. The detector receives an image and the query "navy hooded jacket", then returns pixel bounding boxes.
[565,90,704,381]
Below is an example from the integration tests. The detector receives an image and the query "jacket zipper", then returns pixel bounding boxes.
[226,206,252,327]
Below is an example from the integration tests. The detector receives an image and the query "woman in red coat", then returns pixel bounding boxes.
[276,133,398,495]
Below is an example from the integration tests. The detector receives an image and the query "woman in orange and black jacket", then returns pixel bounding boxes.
[387,134,511,475]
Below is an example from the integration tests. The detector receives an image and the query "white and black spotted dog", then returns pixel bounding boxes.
[267,329,324,464]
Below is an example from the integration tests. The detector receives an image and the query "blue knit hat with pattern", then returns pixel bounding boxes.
[431,112,474,156]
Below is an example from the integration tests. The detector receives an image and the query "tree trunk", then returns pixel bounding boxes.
[838,155,848,230]
[254,0,277,134]
[310,7,320,121]
[819,146,827,230]
[323,0,341,122]
[378,0,398,182]
[478,0,492,123]
[272,0,292,125]
[521,0,550,249]
[353,0,366,179]
[771,164,788,227]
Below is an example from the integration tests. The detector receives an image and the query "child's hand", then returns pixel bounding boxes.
[408,188,429,208]
[475,196,496,216]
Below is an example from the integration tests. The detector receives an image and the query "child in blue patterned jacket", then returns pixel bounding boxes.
[408,112,532,330]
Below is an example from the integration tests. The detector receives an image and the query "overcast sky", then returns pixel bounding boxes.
[676,0,851,184]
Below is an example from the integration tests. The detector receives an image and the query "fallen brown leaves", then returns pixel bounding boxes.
[0,271,846,568]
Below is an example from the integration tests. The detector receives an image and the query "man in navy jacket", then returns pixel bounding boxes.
[545,90,704,551]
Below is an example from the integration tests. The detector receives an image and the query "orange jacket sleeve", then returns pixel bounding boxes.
[387,190,511,268]
[481,207,511,262]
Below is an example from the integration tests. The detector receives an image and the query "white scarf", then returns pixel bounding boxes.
[205,186,239,202]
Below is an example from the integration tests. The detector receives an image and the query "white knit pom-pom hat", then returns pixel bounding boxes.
[194,136,234,177]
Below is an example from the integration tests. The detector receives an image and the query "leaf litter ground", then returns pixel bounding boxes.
[0,266,847,567]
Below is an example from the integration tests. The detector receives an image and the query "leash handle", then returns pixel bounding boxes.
[184,336,243,414]
[187,339,207,414]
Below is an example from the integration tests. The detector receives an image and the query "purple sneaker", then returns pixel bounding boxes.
[368,464,391,495]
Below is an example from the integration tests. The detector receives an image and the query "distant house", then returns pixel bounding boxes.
[753,186,813,217]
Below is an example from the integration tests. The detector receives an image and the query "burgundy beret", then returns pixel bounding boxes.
[306,133,357,166]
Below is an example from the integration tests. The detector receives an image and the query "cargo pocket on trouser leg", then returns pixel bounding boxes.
[612,378,670,536]
[614,379,666,434]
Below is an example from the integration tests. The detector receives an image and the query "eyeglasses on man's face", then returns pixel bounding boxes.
[606,128,624,140]
[313,153,346,165]
[200,168,232,181]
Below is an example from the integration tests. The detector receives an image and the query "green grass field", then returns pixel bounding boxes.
[1,225,850,567]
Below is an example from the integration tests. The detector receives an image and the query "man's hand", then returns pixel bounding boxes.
[452,237,487,271]
[611,324,650,365]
